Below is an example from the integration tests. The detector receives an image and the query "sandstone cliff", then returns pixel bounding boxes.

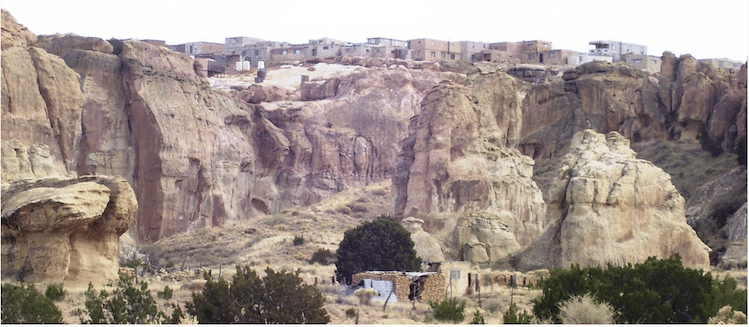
[393,70,547,262]
[520,59,747,165]
[1,11,459,242]
[514,130,710,271]
[1,176,137,284]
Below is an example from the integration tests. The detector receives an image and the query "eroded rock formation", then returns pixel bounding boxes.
[394,70,547,262]
[514,129,710,270]
[1,176,137,284]
[520,59,747,164]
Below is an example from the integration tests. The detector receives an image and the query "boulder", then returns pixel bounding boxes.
[402,217,445,263]
[1,176,137,284]
[453,211,521,263]
[514,129,710,270]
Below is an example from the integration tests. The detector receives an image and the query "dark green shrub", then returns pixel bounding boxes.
[186,265,330,323]
[429,297,466,323]
[157,285,174,300]
[1,283,63,323]
[345,307,357,319]
[503,302,533,324]
[293,234,305,246]
[470,309,486,324]
[532,255,738,323]
[336,215,422,283]
[79,274,179,324]
[45,283,66,301]
[308,248,335,265]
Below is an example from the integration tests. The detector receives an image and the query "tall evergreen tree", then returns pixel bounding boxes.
[335,215,422,283]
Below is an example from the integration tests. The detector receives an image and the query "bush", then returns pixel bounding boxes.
[532,254,740,323]
[470,310,485,324]
[293,234,305,246]
[708,305,748,324]
[345,307,357,319]
[558,293,615,324]
[308,248,335,265]
[157,285,174,300]
[336,215,422,283]
[79,274,183,324]
[186,265,330,323]
[503,301,533,324]
[429,297,466,323]
[354,288,378,305]
[1,283,63,323]
[45,283,66,301]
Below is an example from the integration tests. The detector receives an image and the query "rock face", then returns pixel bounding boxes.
[1,11,457,242]
[1,176,137,284]
[394,70,547,262]
[520,59,747,164]
[263,66,454,209]
[719,203,747,269]
[514,130,710,270]
[685,167,747,266]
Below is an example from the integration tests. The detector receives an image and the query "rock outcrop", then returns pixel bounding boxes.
[394,70,547,262]
[685,167,747,266]
[402,217,445,263]
[1,11,457,241]
[719,202,747,269]
[514,130,711,270]
[1,176,137,284]
[520,59,747,164]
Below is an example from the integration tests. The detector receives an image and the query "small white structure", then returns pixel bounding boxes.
[358,279,397,303]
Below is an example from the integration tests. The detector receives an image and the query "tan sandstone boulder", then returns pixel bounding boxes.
[402,217,445,263]
[1,176,137,285]
[514,129,711,270]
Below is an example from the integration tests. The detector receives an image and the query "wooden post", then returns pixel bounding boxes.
[315,277,318,285]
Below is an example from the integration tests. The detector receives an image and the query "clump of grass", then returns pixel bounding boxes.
[293,235,305,246]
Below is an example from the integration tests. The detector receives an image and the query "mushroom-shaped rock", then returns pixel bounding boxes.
[1,176,137,284]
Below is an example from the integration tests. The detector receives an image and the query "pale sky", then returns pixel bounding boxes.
[2,0,748,62]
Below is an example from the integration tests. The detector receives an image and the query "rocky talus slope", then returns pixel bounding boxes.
[514,129,710,270]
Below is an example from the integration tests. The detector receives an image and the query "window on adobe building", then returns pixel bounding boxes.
[549,52,556,58]
[528,53,535,60]
[294,49,301,54]
[324,46,329,50]
[255,50,260,56]
[431,51,436,57]
[450,53,455,59]
[441,52,446,59]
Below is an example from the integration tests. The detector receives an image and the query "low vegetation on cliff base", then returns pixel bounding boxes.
[1,283,64,323]
[532,254,747,323]
[78,274,184,324]
[335,215,422,283]
[186,265,330,323]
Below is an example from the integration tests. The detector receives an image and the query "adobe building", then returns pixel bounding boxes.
[460,41,489,62]
[527,49,579,65]
[621,53,662,73]
[589,40,647,62]
[568,53,613,66]
[181,41,225,56]
[408,38,462,62]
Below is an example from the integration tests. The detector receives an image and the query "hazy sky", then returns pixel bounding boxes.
[2,0,748,62]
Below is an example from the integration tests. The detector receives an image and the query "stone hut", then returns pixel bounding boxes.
[352,270,446,303]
